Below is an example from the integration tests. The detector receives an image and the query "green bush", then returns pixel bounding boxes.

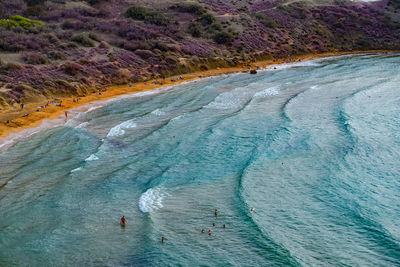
[88,32,101,42]
[126,6,148,20]
[0,15,45,30]
[71,33,95,47]
[0,20,19,29]
[254,13,279,28]
[173,2,205,15]
[23,52,48,65]
[125,6,170,26]
[214,31,234,44]
[86,0,107,5]
[200,13,216,25]
[207,22,222,33]
[187,22,202,37]
[48,51,66,60]
[25,0,46,6]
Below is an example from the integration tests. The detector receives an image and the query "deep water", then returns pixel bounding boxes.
[1,54,400,266]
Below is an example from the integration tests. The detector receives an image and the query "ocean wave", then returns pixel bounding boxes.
[253,86,279,98]
[235,146,300,265]
[170,113,185,122]
[150,108,166,116]
[70,167,82,173]
[85,154,99,161]
[0,138,15,150]
[107,119,137,137]
[76,122,89,129]
[139,188,166,213]
[87,106,101,112]
[204,89,249,110]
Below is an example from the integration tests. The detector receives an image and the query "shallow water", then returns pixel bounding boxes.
[1,54,400,266]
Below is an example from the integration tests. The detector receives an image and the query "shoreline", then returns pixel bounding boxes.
[0,50,396,149]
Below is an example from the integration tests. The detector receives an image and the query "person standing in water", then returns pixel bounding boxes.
[120,216,126,226]
[161,237,165,243]
[214,209,218,217]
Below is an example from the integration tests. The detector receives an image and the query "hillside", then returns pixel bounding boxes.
[0,0,399,108]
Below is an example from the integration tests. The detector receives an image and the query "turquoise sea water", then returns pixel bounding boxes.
[1,54,400,266]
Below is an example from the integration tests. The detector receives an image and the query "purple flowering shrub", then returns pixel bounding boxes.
[0,0,399,107]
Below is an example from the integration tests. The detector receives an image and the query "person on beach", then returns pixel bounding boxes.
[214,209,218,217]
[120,216,126,226]
[65,111,68,120]
[21,103,24,109]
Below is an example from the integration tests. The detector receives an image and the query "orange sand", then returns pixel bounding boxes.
[0,50,395,140]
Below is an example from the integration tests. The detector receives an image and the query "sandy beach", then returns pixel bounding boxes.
[0,50,394,144]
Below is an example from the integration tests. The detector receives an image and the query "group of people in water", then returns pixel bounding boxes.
[199,209,226,237]
[119,207,255,243]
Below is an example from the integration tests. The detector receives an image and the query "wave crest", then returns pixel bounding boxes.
[139,188,166,213]
[107,120,137,137]
[254,86,279,98]
[85,154,99,161]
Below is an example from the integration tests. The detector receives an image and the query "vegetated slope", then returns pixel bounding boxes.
[0,0,398,107]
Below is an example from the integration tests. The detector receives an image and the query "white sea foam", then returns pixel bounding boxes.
[139,188,166,213]
[107,119,137,137]
[205,90,245,110]
[85,154,99,161]
[171,113,185,122]
[87,106,101,112]
[76,122,89,129]
[70,167,82,173]
[254,86,279,98]
[151,108,165,116]
[0,139,15,149]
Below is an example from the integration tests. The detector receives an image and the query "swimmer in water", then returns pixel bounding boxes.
[223,224,226,228]
[212,223,215,227]
[250,208,255,212]
[201,229,205,233]
[214,209,218,217]
[161,237,165,243]
[208,230,212,236]
[120,216,126,226]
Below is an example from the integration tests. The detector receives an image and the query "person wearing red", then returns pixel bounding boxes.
[120,216,126,226]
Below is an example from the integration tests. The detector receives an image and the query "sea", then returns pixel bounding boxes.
[0,53,399,266]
